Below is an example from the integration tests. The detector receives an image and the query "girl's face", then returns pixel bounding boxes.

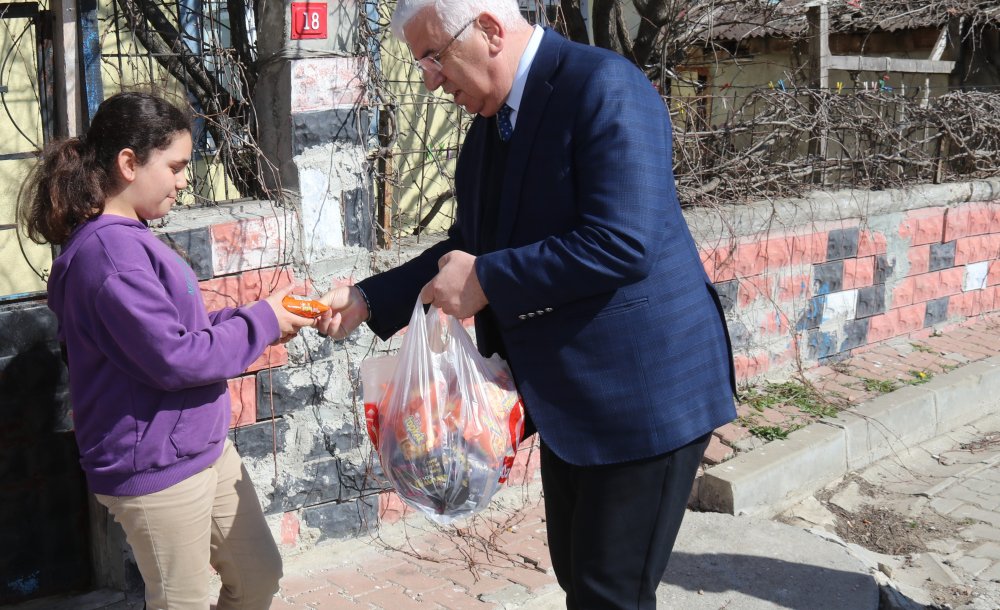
[130,131,193,221]
[105,130,193,222]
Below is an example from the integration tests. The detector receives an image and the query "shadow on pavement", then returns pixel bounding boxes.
[661,551,893,610]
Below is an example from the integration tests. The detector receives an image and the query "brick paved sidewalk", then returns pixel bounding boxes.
[705,314,1000,467]
[257,314,1000,609]
[265,481,560,609]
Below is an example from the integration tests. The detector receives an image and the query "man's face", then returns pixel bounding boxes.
[404,8,504,117]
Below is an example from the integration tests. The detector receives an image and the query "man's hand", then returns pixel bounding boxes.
[420,251,488,318]
[314,285,369,340]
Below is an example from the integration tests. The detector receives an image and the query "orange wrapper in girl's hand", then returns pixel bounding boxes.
[282,295,331,318]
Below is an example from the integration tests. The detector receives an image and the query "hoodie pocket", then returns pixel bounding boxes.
[168,384,227,459]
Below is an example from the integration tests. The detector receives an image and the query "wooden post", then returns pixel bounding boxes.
[807,1,830,183]
[49,0,82,137]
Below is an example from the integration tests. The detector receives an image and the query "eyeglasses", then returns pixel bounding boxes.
[413,18,476,76]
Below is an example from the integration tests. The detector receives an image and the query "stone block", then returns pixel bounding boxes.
[826,227,860,261]
[942,207,972,242]
[813,260,844,295]
[875,254,895,284]
[900,207,946,245]
[199,276,241,312]
[761,236,793,269]
[342,186,374,249]
[714,280,738,313]
[964,261,989,292]
[906,245,931,276]
[807,329,838,360]
[776,272,810,302]
[245,345,288,374]
[843,257,875,289]
[821,289,858,324]
[158,228,213,280]
[338,457,387,497]
[986,260,1000,286]
[267,457,342,513]
[791,232,828,265]
[924,297,949,327]
[928,357,1000,436]
[228,418,290,459]
[698,423,847,516]
[239,267,297,302]
[852,385,938,462]
[968,203,994,235]
[301,496,377,541]
[210,215,289,276]
[256,365,327,418]
[733,241,767,277]
[292,107,370,154]
[726,319,752,351]
[890,275,917,308]
[913,269,957,303]
[228,375,256,428]
[737,275,772,307]
[955,235,994,265]
[856,284,886,319]
[796,295,825,331]
[291,57,367,112]
[840,318,869,352]
[857,229,888,257]
[928,240,956,272]
[307,420,361,459]
[709,247,736,282]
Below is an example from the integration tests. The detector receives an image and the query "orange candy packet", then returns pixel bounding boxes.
[281,295,330,318]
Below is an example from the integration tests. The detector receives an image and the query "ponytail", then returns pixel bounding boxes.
[19,136,108,246]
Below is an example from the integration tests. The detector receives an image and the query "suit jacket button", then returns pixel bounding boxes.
[528,312,536,318]
[518,314,527,320]
[545,307,553,312]
[536,310,544,315]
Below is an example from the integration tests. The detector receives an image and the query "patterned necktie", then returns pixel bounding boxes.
[497,104,514,142]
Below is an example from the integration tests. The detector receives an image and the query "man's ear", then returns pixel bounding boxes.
[478,12,504,54]
[115,148,139,183]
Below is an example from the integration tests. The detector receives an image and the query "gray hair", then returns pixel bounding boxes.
[389,0,527,42]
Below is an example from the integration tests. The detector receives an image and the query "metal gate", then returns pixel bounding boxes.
[0,1,53,302]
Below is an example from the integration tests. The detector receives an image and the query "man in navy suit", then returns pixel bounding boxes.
[317,0,737,606]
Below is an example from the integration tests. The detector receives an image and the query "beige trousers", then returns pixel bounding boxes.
[95,440,282,609]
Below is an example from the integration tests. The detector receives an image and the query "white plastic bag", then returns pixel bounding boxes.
[360,299,524,523]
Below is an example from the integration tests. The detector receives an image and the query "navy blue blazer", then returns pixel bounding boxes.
[359,30,737,466]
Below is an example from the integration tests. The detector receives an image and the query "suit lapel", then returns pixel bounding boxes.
[494,31,562,249]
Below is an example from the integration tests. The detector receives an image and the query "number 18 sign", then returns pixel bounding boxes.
[290,2,327,40]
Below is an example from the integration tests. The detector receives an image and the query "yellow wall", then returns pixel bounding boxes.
[0,8,50,297]
[382,33,464,235]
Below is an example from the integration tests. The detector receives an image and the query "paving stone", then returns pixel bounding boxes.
[969,542,1000,561]
[978,561,1000,583]
[952,555,993,577]
[929,496,966,515]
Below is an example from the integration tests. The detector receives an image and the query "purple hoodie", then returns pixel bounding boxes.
[47,215,280,496]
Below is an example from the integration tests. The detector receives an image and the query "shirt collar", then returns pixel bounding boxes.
[503,25,544,128]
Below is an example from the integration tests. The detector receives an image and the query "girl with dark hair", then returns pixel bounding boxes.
[20,91,312,608]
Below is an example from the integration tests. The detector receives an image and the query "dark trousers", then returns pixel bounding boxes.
[540,432,711,609]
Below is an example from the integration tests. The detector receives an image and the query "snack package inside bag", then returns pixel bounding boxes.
[360,300,525,523]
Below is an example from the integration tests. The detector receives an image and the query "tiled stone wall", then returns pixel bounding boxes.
[689,181,1000,383]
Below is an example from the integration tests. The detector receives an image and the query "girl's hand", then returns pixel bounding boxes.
[263,285,316,342]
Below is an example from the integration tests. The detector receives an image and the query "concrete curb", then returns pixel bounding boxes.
[698,354,1000,516]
